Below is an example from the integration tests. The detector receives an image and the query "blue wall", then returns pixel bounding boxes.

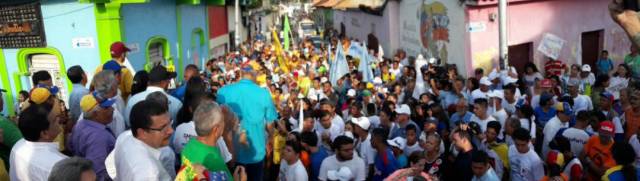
[121,0,179,71]
[1,0,99,115]
[179,4,209,71]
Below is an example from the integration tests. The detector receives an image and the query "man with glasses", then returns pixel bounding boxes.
[111,100,174,180]
[69,91,116,180]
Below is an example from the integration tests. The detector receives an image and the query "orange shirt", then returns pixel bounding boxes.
[625,107,640,140]
[584,135,616,169]
[300,151,311,168]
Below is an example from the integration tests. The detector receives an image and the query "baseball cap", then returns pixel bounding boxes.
[599,121,615,136]
[581,64,591,72]
[540,79,553,88]
[515,98,528,109]
[540,92,554,105]
[320,77,328,83]
[480,77,492,86]
[366,83,374,90]
[80,92,116,113]
[35,84,59,95]
[566,78,580,87]
[600,92,614,103]
[503,76,518,85]
[488,70,500,81]
[110,42,130,58]
[347,89,356,97]
[387,137,407,149]
[362,90,372,97]
[327,167,353,181]
[546,150,565,167]
[351,117,371,130]
[395,104,411,115]
[373,77,383,85]
[102,60,122,74]
[29,88,51,104]
[555,102,574,115]
[489,90,504,99]
[148,65,177,82]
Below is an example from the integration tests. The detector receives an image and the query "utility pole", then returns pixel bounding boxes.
[498,0,508,69]
[235,0,241,50]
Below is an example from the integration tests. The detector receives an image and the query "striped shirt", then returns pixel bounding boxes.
[544,60,566,77]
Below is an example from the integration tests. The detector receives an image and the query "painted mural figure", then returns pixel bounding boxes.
[420,1,450,63]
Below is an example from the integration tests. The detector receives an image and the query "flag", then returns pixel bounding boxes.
[359,41,374,83]
[298,100,304,131]
[272,29,289,73]
[330,42,349,85]
[283,16,291,51]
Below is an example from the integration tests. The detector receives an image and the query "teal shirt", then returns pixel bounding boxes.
[217,79,278,164]
[624,54,640,78]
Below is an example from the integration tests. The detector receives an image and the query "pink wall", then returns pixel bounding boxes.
[466,0,630,75]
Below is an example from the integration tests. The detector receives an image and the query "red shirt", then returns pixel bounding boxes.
[544,60,566,77]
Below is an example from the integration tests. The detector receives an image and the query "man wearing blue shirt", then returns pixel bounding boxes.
[170,64,199,101]
[371,128,398,181]
[301,131,328,181]
[216,65,278,181]
[450,99,474,128]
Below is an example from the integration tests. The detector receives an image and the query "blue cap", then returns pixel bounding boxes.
[103,60,122,74]
[515,98,527,108]
[92,91,116,108]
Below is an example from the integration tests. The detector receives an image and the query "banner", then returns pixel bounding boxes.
[272,29,289,73]
[330,42,349,85]
[348,42,366,59]
[358,41,374,83]
[283,16,291,51]
[537,33,565,60]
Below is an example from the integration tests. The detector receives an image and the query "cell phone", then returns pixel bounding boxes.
[625,0,640,11]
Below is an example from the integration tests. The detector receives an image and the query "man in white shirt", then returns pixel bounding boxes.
[319,136,366,181]
[471,77,492,102]
[567,79,593,114]
[542,102,572,159]
[124,65,182,128]
[509,128,545,181]
[489,90,508,139]
[317,110,344,150]
[470,98,497,133]
[558,111,591,155]
[278,141,309,181]
[320,100,345,133]
[112,100,174,180]
[351,117,376,175]
[10,101,68,181]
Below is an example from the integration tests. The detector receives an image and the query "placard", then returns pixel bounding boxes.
[537,33,565,60]
[0,2,46,48]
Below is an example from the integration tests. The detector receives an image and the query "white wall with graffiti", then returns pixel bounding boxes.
[398,0,467,74]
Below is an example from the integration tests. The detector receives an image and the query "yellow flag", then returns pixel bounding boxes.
[272,30,289,73]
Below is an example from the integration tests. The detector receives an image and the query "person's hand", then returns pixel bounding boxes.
[239,130,248,146]
[610,0,640,47]
[234,166,247,181]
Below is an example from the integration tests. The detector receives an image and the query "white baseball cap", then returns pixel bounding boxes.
[489,90,504,99]
[347,89,357,97]
[395,104,411,115]
[351,117,371,130]
[582,64,591,72]
[373,77,383,85]
[480,77,492,86]
[320,77,328,83]
[327,167,353,181]
[387,137,407,149]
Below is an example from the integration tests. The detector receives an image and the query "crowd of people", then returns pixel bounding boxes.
[1,28,640,181]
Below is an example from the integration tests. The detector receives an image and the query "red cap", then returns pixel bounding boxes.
[540,79,553,88]
[599,121,615,136]
[110,42,130,58]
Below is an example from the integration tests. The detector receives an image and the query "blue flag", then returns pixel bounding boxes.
[330,43,349,85]
[358,42,374,83]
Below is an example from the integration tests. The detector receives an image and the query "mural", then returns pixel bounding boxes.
[419,1,450,62]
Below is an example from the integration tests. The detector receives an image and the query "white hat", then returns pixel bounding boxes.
[488,69,500,81]
[347,89,357,97]
[387,137,407,149]
[502,76,518,85]
[373,77,383,85]
[272,74,281,83]
[428,58,437,64]
[378,87,388,94]
[327,167,353,181]
[582,64,591,72]
[489,90,504,99]
[351,117,371,130]
[480,77,492,86]
[320,77,329,83]
[343,131,355,140]
[297,93,305,99]
[395,104,411,115]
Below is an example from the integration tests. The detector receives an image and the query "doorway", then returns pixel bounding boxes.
[508,42,533,74]
[581,30,603,70]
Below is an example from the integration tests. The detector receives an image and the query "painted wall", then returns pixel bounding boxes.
[467,0,630,75]
[178,4,209,69]
[1,0,99,115]
[331,1,400,57]
[121,0,179,71]
[398,0,467,75]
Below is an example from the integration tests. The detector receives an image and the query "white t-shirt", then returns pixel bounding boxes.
[503,99,517,115]
[492,109,508,139]
[629,134,640,168]
[508,145,545,181]
[572,95,593,115]
[404,141,424,157]
[357,134,376,168]
[560,127,590,155]
[519,118,537,139]
[171,121,232,163]
[278,159,308,181]
[318,155,366,181]
[542,116,568,158]
[470,114,497,133]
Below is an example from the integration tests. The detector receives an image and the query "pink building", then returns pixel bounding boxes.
[325,0,630,76]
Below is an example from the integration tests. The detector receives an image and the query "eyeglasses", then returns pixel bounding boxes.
[147,122,171,132]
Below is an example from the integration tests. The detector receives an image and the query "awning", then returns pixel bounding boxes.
[314,0,341,8]
[333,0,385,10]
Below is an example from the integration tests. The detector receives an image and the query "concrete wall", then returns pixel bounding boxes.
[398,0,468,75]
[121,0,179,71]
[467,0,630,75]
[1,0,99,115]
[178,4,209,69]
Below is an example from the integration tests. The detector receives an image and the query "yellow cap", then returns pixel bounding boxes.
[30,88,51,104]
[80,94,99,113]
[366,83,374,89]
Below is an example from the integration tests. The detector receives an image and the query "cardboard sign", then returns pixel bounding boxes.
[537,33,565,60]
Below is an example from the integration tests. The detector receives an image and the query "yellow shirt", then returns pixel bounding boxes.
[0,158,7,181]
[488,142,509,169]
[95,61,133,101]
